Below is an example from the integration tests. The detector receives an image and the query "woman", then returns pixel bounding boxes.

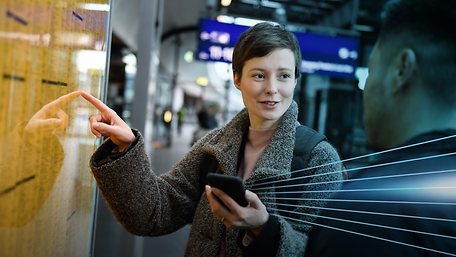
[82,22,343,256]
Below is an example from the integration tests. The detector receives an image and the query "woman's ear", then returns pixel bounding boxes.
[233,72,241,90]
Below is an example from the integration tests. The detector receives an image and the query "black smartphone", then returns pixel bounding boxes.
[207,173,249,208]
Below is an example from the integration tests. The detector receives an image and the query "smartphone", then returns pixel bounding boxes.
[207,173,249,208]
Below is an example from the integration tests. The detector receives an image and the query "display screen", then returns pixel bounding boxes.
[198,18,360,78]
[0,0,110,256]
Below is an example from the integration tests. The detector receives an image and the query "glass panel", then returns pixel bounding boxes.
[0,0,110,256]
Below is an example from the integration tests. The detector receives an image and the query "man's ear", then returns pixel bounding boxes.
[392,48,417,94]
[233,72,241,90]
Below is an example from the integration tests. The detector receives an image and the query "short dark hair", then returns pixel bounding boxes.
[379,0,456,108]
[232,22,302,79]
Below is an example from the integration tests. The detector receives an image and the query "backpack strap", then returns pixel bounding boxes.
[293,125,348,180]
[276,125,327,213]
[291,125,327,172]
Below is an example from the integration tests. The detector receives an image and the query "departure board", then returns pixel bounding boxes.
[0,0,110,256]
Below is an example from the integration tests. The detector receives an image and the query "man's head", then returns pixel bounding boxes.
[232,22,302,80]
[363,0,456,150]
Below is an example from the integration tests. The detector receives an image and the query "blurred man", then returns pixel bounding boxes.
[305,0,456,256]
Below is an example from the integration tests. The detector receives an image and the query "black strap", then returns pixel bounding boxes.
[276,125,327,213]
[291,125,327,172]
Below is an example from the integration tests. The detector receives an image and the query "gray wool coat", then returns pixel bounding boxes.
[90,101,343,257]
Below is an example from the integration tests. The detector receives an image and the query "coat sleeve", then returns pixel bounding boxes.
[274,140,343,256]
[90,129,217,236]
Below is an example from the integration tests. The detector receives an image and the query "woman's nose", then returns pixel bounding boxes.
[265,79,278,95]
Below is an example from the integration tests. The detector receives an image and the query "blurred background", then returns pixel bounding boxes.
[108,0,388,158]
[98,0,387,256]
[0,0,390,256]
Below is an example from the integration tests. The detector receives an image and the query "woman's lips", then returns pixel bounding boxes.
[261,101,279,109]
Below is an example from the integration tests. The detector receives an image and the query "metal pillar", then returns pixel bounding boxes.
[93,0,164,257]
[131,0,163,157]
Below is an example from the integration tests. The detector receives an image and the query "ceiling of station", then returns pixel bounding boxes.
[113,0,388,53]
[220,0,389,36]
[224,0,351,25]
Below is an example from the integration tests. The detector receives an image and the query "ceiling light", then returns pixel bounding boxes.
[197,77,209,87]
[77,4,110,11]
[234,17,274,27]
[217,15,235,24]
[122,53,137,65]
[184,51,193,63]
[221,0,232,7]
[163,110,172,123]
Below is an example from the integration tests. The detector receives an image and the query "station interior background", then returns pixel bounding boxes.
[97,0,388,256]
[0,0,391,256]
[108,0,388,158]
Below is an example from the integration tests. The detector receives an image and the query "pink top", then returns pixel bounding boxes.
[239,126,277,181]
[219,126,276,256]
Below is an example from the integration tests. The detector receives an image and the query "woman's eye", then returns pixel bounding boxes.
[253,74,265,79]
[280,74,291,79]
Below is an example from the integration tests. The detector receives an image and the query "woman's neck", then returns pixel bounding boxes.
[249,117,281,129]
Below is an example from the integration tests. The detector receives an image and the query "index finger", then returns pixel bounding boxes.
[80,91,110,112]
[48,91,81,110]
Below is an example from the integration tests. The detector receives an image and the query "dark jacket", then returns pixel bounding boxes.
[90,101,343,257]
[305,130,456,257]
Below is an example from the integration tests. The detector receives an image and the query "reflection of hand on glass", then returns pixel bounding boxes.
[24,91,81,149]
[81,91,135,152]
[0,91,81,228]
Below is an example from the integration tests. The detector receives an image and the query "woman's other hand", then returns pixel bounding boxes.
[81,91,135,152]
[205,185,269,237]
[24,91,81,148]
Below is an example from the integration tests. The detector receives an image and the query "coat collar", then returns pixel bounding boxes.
[202,101,300,184]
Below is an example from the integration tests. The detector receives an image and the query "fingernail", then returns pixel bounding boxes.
[93,123,99,128]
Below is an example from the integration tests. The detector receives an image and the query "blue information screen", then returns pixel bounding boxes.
[198,18,360,79]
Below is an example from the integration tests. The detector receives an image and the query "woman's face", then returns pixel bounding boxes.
[234,48,297,129]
